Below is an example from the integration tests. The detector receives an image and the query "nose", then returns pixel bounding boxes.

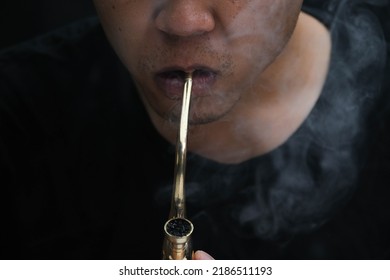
[155,0,216,37]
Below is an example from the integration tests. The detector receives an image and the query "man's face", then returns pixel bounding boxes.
[93,0,303,125]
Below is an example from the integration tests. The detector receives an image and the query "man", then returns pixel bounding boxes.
[0,0,389,259]
[93,0,330,164]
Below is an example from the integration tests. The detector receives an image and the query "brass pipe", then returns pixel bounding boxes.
[162,73,194,260]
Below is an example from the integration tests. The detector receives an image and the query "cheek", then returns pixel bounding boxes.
[94,1,154,69]
[219,2,301,92]
[227,1,299,64]
[225,9,283,75]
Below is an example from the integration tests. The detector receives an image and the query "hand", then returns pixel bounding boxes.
[193,250,215,260]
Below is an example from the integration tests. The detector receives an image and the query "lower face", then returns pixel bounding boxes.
[93,0,303,125]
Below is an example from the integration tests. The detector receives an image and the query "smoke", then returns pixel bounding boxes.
[232,0,387,238]
[155,0,388,243]
[236,0,387,239]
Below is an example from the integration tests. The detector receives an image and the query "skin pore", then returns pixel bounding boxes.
[93,0,331,164]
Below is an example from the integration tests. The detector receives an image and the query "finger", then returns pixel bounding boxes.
[193,250,215,260]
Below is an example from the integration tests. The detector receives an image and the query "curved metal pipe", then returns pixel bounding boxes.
[162,73,194,260]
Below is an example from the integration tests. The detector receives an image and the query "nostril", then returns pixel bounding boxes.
[155,3,215,37]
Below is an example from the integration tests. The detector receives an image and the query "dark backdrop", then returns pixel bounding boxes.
[0,0,96,49]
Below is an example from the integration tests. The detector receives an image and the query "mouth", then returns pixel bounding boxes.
[155,67,217,99]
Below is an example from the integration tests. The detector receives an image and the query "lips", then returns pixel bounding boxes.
[155,67,217,99]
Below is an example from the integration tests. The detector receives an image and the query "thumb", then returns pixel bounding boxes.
[193,250,215,260]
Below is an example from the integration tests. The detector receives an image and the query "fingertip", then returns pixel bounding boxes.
[193,250,215,260]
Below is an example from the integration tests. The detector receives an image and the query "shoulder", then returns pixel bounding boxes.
[0,16,104,61]
[0,16,110,77]
[0,16,124,112]
[0,16,133,147]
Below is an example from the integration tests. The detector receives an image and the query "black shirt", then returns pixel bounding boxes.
[0,1,389,259]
